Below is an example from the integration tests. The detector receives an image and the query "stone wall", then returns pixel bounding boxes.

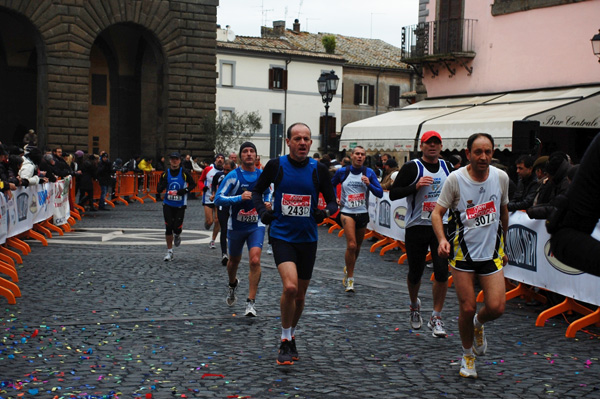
[0,0,218,156]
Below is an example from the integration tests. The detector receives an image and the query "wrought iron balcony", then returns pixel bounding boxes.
[401,19,477,76]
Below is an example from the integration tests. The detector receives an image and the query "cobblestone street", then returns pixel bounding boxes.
[1,200,599,398]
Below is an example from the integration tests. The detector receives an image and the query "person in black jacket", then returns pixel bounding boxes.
[97,152,113,210]
[550,134,600,276]
[508,155,539,212]
[527,152,571,220]
[52,147,73,178]
[79,155,98,211]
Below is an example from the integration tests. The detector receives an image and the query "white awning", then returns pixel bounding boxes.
[340,86,600,152]
[339,95,501,152]
[422,87,600,151]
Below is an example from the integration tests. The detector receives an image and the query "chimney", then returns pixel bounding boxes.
[293,19,300,33]
[273,20,285,36]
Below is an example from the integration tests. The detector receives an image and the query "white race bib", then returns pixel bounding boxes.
[281,193,311,217]
[346,193,366,209]
[236,208,259,223]
[421,201,436,220]
[465,201,497,229]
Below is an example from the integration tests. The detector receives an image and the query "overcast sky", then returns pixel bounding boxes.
[217,0,419,48]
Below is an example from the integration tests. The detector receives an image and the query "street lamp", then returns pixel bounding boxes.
[317,70,340,153]
[592,30,600,62]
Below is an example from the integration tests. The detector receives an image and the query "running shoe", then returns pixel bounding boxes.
[267,244,273,255]
[174,234,181,247]
[342,266,348,287]
[459,354,477,378]
[409,298,423,330]
[221,253,228,266]
[209,240,216,249]
[345,279,355,293]
[226,280,238,306]
[290,336,299,361]
[245,299,257,317]
[163,251,173,262]
[473,315,487,356]
[427,316,447,337]
[277,340,294,365]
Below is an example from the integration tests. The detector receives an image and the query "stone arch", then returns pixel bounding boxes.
[0,6,48,147]
[90,22,167,161]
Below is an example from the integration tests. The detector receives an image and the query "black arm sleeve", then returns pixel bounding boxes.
[317,162,338,215]
[389,162,418,200]
[156,172,168,193]
[184,171,197,192]
[252,158,279,217]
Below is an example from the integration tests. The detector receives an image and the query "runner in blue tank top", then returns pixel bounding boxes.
[215,142,271,317]
[252,123,338,366]
[156,152,196,262]
[331,145,383,293]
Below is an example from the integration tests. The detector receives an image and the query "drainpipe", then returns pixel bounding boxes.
[283,58,291,155]
[375,68,382,115]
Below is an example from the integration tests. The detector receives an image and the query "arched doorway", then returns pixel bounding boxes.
[90,23,166,161]
[0,8,45,148]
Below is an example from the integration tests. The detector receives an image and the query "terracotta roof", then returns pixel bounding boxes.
[267,28,409,70]
[217,36,345,62]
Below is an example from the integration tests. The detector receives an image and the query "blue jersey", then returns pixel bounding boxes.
[214,167,270,231]
[163,168,187,207]
[271,156,320,243]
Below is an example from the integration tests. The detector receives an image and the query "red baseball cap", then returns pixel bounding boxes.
[421,130,442,143]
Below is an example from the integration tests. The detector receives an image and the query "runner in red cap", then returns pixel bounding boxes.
[389,130,453,337]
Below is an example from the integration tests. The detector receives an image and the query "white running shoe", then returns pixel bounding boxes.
[473,314,488,356]
[459,354,477,378]
[226,280,238,306]
[267,245,273,255]
[174,234,181,247]
[409,298,423,330]
[163,251,173,262]
[345,278,355,292]
[209,240,216,249]
[245,300,257,317]
[427,316,447,337]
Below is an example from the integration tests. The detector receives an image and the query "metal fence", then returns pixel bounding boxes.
[401,19,477,59]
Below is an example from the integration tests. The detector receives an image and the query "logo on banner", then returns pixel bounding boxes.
[378,200,391,228]
[394,206,407,229]
[17,193,28,221]
[29,192,38,214]
[506,224,537,271]
[543,240,584,275]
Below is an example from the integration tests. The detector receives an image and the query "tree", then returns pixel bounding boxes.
[322,35,336,54]
[202,111,262,155]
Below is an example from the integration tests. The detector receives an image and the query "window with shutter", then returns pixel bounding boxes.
[389,86,400,107]
[269,67,286,90]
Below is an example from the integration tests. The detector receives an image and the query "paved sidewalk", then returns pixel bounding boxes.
[0,199,599,398]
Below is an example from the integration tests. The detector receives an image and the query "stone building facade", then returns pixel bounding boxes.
[0,0,218,160]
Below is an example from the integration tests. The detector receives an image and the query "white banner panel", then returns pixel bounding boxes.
[367,191,406,242]
[504,211,600,306]
[53,177,71,226]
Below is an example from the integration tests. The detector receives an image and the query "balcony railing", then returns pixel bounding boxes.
[401,19,477,61]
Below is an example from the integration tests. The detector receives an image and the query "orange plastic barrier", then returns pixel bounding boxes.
[141,171,163,203]
[113,172,143,205]
[190,171,203,195]
[69,176,85,216]
[93,180,115,209]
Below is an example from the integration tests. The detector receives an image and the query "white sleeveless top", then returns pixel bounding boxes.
[405,159,450,229]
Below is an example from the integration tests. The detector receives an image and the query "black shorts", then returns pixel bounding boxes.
[271,238,318,280]
[163,204,186,235]
[203,203,215,209]
[340,212,370,229]
[452,259,503,276]
[405,225,449,283]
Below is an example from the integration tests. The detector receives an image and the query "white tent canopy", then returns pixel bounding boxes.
[339,86,600,152]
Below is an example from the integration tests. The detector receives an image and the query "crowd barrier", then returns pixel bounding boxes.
[322,190,600,338]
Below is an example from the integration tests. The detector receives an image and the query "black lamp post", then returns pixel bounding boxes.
[592,30,600,62]
[317,70,340,153]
